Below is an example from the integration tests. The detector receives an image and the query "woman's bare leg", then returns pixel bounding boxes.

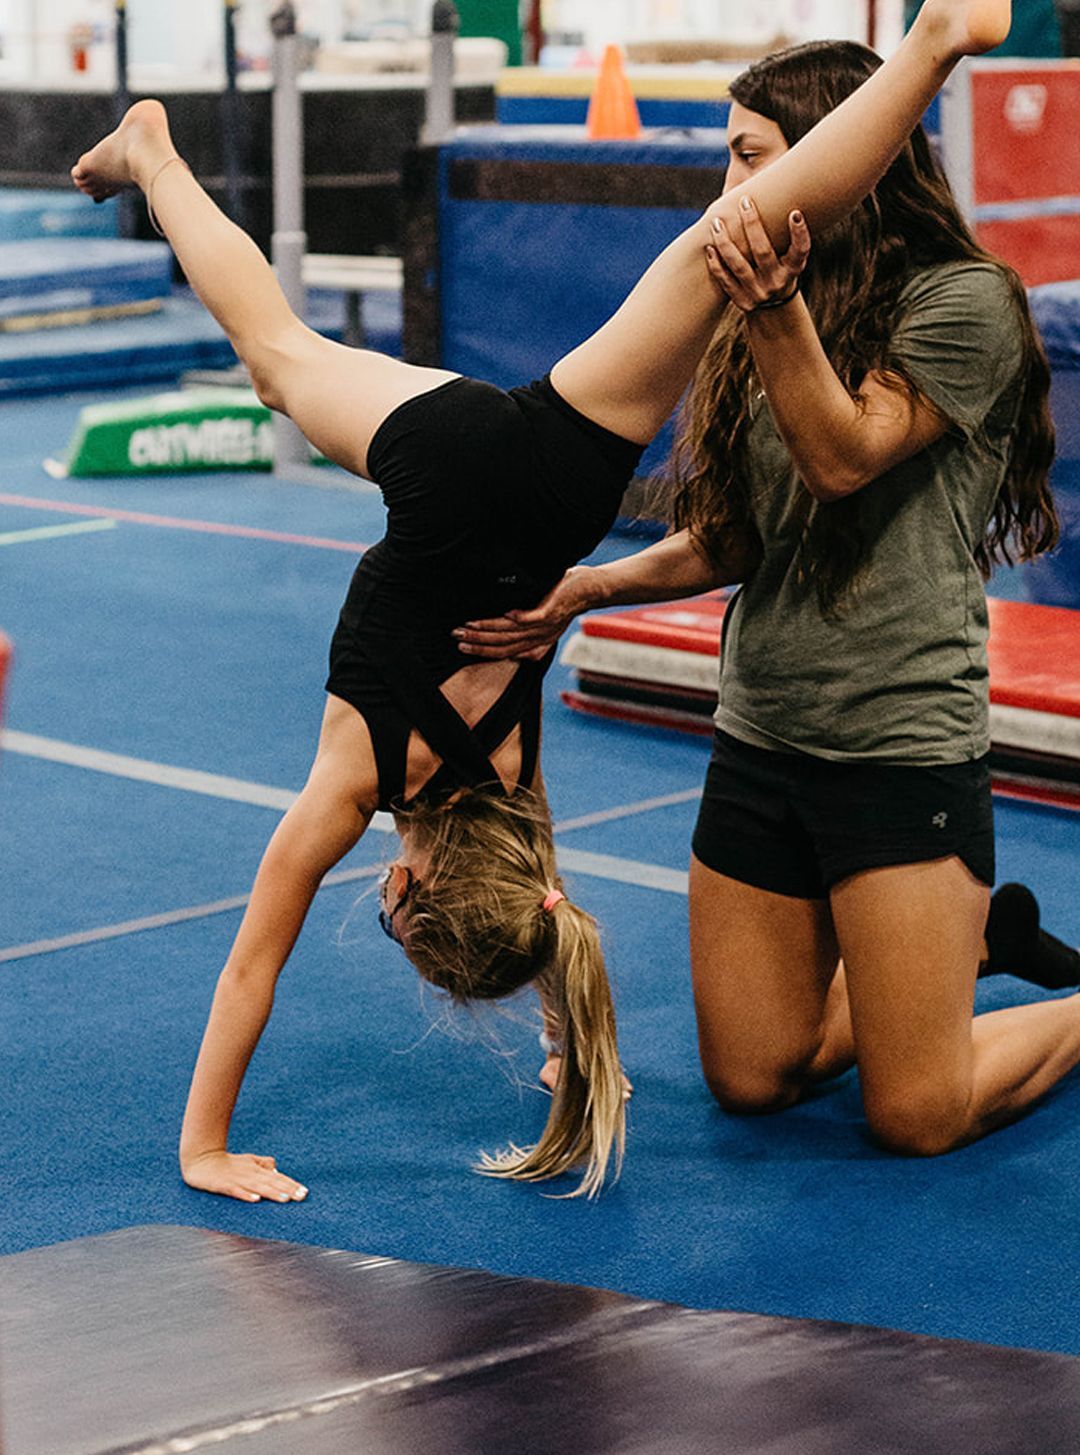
[689,856,855,1111]
[831,857,1080,1154]
[552,0,1011,442]
[72,103,457,479]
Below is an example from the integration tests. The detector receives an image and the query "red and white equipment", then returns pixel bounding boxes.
[941,60,1080,287]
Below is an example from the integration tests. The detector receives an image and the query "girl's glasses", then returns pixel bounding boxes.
[378,863,415,943]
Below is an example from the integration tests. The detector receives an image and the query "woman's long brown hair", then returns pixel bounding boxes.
[670,40,1057,612]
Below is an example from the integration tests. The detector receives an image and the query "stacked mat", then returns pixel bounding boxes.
[0,238,172,333]
[0,187,119,243]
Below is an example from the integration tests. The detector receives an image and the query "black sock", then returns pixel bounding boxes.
[982,882,1080,990]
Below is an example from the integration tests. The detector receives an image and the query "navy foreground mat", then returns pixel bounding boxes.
[3,1225,1078,1455]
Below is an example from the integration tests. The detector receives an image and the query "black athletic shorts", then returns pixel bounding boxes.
[691,729,995,899]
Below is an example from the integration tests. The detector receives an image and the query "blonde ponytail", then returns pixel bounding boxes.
[476,897,626,1198]
[397,786,626,1196]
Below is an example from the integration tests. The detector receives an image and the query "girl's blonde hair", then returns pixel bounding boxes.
[396,786,625,1198]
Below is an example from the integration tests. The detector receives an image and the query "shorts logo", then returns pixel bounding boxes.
[932,811,948,829]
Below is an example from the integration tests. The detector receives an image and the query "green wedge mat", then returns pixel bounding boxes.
[59,388,275,477]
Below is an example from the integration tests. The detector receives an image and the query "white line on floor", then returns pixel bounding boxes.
[2,729,393,826]
[0,732,691,962]
[0,863,385,964]
[552,788,701,833]
[0,519,117,548]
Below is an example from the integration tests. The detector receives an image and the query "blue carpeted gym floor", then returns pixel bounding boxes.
[1,386,1078,1357]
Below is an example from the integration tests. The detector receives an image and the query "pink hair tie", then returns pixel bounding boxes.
[542,889,566,912]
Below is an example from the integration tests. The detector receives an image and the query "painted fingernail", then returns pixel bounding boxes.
[710,215,723,234]
[739,195,753,211]
[792,210,803,224]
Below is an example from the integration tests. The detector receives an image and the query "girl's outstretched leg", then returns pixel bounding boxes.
[72,101,457,479]
[550,0,1011,444]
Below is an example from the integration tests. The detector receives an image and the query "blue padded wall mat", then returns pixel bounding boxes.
[495,94,942,136]
[1032,281,1080,370]
[0,187,119,242]
[440,123,729,169]
[438,129,728,475]
[497,97,733,128]
[0,238,171,320]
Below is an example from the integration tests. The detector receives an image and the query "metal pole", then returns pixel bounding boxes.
[270,2,309,472]
[114,0,129,112]
[222,0,244,226]
[114,0,135,237]
[939,62,975,227]
[422,1,458,146]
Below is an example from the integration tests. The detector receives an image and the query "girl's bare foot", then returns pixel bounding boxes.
[916,0,1011,58]
[71,99,175,202]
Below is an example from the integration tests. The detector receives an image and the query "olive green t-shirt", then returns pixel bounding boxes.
[715,261,1026,764]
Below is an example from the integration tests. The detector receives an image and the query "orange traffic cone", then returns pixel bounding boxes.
[586,45,641,140]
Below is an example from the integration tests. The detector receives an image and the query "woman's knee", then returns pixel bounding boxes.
[864,1083,970,1157]
[701,1056,813,1116]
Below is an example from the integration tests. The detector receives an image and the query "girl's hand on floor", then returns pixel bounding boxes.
[181,1150,308,1203]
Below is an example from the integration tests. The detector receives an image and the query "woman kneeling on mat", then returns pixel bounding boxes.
[73,0,1010,1201]
[458,38,1080,1158]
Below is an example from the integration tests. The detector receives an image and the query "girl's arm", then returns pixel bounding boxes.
[547,0,1008,445]
[455,528,748,660]
[706,201,950,501]
[180,706,377,1202]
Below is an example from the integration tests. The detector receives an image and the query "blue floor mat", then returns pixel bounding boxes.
[0,384,1078,1360]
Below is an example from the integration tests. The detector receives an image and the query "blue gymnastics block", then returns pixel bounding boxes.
[0,188,120,242]
[0,239,172,324]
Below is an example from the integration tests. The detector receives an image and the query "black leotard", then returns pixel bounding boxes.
[325,373,644,811]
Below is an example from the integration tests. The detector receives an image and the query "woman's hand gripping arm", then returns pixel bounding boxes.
[705,199,949,501]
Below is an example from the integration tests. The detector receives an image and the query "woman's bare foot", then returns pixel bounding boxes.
[71,99,176,202]
[916,0,1011,57]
